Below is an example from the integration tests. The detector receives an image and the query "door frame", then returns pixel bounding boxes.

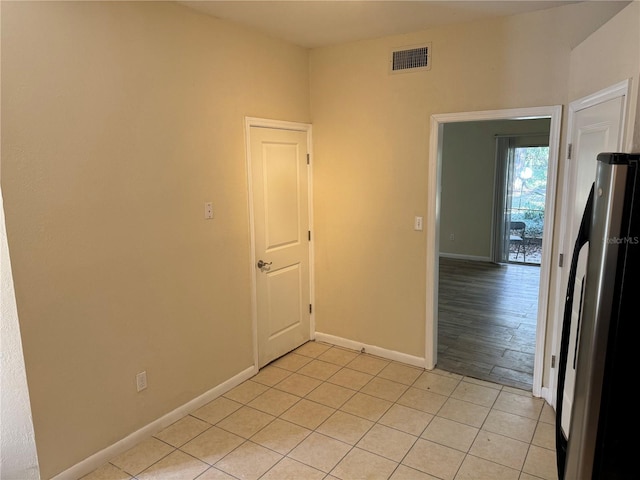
[244,117,315,369]
[548,79,629,406]
[426,105,563,398]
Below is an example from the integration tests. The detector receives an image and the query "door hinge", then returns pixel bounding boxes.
[306,153,310,165]
[551,355,556,368]
[567,143,572,160]
[559,253,564,268]
[308,230,311,241]
[309,304,312,314]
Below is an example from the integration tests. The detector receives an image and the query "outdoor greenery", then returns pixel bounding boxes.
[510,146,549,240]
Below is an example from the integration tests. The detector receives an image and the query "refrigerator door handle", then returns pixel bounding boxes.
[555,183,594,480]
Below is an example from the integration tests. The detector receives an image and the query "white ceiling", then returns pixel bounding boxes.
[179,0,584,48]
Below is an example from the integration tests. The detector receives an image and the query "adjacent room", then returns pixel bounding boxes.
[1,1,638,479]
[438,118,552,391]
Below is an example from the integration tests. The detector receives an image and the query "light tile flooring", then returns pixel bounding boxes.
[82,342,558,480]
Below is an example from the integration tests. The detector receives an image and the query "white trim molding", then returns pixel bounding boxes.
[314,332,426,368]
[568,79,630,113]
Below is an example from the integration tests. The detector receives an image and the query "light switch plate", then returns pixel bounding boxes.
[136,371,147,392]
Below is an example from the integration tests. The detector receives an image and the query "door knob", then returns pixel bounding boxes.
[257,260,272,269]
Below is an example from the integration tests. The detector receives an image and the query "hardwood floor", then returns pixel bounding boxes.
[437,257,540,391]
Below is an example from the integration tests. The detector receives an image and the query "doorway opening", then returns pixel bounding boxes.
[425,106,562,397]
[438,120,550,391]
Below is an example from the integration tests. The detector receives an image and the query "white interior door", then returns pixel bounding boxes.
[559,90,625,434]
[249,125,311,368]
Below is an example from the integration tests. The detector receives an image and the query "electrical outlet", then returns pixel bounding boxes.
[450,233,455,241]
[136,371,147,392]
[414,216,423,231]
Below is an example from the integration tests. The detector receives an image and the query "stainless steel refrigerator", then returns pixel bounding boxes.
[556,152,639,479]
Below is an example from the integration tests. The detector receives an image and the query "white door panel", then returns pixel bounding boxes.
[560,94,624,434]
[265,264,304,341]
[250,126,310,368]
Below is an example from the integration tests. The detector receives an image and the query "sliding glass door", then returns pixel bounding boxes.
[493,136,549,265]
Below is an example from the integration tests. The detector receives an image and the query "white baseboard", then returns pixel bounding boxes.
[51,365,257,480]
[314,332,426,369]
[439,252,492,262]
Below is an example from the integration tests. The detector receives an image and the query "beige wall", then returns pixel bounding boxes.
[440,119,551,259]
[1,2,309,477]
[309,2,625,358]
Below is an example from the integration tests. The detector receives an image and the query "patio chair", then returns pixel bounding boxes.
[510,221,526,262]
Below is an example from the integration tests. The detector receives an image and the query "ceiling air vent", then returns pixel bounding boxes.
[390,43,431,74]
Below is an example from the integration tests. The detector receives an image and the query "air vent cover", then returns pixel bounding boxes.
[390,43,431,74]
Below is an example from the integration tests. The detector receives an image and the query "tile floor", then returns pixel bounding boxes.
[81,342,558,480]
